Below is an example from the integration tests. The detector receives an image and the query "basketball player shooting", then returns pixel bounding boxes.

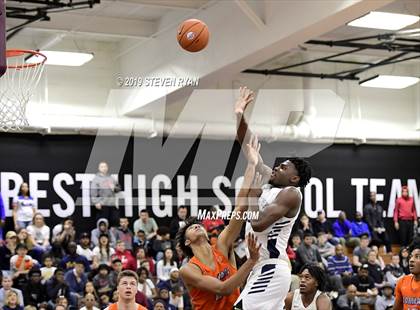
[233,86,312,310]
[176,139,263,310]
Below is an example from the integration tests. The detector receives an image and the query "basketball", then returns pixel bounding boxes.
[177,19,209,53]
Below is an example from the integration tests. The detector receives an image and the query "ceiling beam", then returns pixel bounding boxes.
[109,0,209,10]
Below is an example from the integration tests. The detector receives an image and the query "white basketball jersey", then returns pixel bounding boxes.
[292,289,322,310]
[245,184,301,263]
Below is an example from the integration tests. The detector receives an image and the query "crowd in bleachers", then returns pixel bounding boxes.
[0,171,419,310]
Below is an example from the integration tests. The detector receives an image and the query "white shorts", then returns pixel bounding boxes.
[234,259,291,310]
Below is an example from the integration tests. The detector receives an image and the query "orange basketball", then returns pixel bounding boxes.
[177,19,209,53]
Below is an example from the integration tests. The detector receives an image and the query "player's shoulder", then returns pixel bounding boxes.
[396,274,413,286]
[274,186,301,204]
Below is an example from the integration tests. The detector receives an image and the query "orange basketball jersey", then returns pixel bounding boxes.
[188,245,240,310]
[107,303,146,310]
[395,274,420,310]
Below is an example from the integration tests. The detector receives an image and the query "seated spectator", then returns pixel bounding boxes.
[290,233,301,252]
[40,254,56,284]
[112,217,133,251]
[135,247,156,274]
[3,290,24,310]
[76,232,96,270]
[153,299,168,310]
[133,210,158,240]
[384,254,404,287]
[337,284,360,310]
[156,282,176,310]
[91,218,116,248]
[156,248,178,283]
[99,293,111,309]
[175,243,188,268]
[133,229,148,249]
[51,218,76,259]
[296,213,314,237]
[23,268,47,307]
[350,212,371,238]
[399,247,410,275]
[317,231,335,260]
[352,234,371,270]
[64,261,87,307]
[350,264,378,306]
[84,281,99,302]
[79,293,100,310]
[92,264,114,297]
[366,250,385,288]
[364,191,392,253]
[370,245,385,270]
[92,234,115,266]
[10,243,37,289]
[26,213,50,250]
[327,244,353,292]
[46,269,71,306]
[0,274,24,309]
[54,295,70,310]
[163,267,184,291]
[0,231,18,272]
[169,285,184,310]
[59,242,90,272]
[201,206,225,234]
[151,227,174,261]
[135,290,149,308]
[109,258,123,288]
[296,232,323,270]
[16,227,43,262]
[333,211,360,248]
[137,266,157,300]
[12,182,36,230]
[375,282,395,310]
[312,210,338,245]
[169,206,188,239]
[111,240,136,271]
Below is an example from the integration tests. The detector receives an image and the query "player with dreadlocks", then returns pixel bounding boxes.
[233,86,313,310]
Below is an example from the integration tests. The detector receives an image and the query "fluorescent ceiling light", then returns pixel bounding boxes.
[359,75,419,89]
[26,51,94,66]
[348,12,420,30]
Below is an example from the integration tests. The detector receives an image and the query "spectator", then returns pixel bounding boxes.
[156,248,177,283]
[366,250,384,288]
[375,282,395,310]
[350,264,378,306]
[296,232,323,270]
[59,242,90,272]
[327,244,353,292]
[290,233,301,252]
[135,290,149,308]
[316,231,335,260]
[152,227,174,261]
[0,275,24,309]
[169,206,188,239]
[169,285,184,310]
[312,210,338,245]
[51,218,76,259]
[137,267,157,301]
[201,206,224,234]
[92,234,115,266]
[76,232,96,269]
[79,293,100,310]
[112,217,133,251]
[45,269,71,305]
[109,258,123,288]
[156,283,176,310]
[90,161,121,227]
[12,182,36,230]
[384,254,404,287]
[91,218,116,248]
[3,290,24,310]
[0,193,5,243]
[10,243,37,283]
[352,234,371,269]
[333,211,359,248]
[399,247,410,275]
[296,213,314,237]
[40,254,56,284]
[350,212,371,238]
[84,281,99,303]
[64,261,88,305]
[135,247,156,275]
[336,284,360,310]
[0,231,18,272]
[16,227,43,262]
[133,229,148,249]
[111,240,136,271]
[175,243,188,269]
[27,213,50,251]
[153,300,167,310]
[163,267,184,291]
[133,210,158,240]
[23,268,47,307]
[394,186,417,246]
[92,264,114,297]
[364,191,392,253]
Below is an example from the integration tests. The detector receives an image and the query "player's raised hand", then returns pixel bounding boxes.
[246,134,260,166]
[247,233,261,262]
[235,86,254,115]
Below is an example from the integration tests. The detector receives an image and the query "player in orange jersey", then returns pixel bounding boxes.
[176,137,261,310]
[394,242,420,310]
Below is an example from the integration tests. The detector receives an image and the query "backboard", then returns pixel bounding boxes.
[0,0,5,77]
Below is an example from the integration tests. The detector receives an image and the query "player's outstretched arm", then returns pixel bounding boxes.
[248,185,300,232]
[217,137,259,255]
[235,86,272,181]
[180,233,261,296]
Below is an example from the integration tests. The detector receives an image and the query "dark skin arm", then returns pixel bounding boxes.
[284,291,294,310]
[316,294,332,310]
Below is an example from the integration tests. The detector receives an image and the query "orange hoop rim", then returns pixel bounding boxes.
[6,49,47,69]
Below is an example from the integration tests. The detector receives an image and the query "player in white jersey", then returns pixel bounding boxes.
[285,264,331,310]
[233,87,313,310]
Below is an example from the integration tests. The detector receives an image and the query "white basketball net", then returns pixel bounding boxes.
[0,50,46,132]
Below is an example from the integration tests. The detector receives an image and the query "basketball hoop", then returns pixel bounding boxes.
[0,49,47,132]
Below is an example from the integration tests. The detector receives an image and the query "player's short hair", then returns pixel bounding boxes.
[117,270,138,286]
[176,217,203,258]
[289,158,312,188]
[300,264,328,292]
